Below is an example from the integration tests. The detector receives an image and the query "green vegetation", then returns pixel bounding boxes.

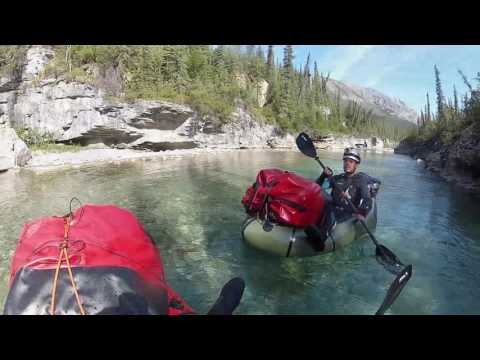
[0,45,28,78]
[3,45,414,142]
[14,126,82,152]
[14,126,56,146]
[29,143,84,153]
[407,66,480,146]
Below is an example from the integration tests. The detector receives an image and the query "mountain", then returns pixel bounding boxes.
[326,78,418,125]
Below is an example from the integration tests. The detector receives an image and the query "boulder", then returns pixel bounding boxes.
[0,127,31,169]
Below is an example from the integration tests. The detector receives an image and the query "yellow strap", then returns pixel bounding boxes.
[50,216,87,315]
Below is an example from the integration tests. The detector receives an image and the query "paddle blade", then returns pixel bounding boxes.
[296,132,318,158]
[375,264,412,315]
[376,245,405,275]
[207,277,246,315]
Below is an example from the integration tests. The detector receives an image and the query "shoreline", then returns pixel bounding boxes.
[22,146,296,171]
[7,144,397,172]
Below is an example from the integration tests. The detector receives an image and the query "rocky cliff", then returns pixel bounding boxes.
[0,46,296,171]
[0,46,408,171]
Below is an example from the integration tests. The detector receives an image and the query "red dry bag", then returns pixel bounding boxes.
[242,169,325,227]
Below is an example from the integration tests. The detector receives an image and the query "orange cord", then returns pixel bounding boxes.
[50,215,86,315]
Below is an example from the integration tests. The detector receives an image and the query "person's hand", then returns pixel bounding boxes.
[340,191,350,199]
[323,167,333,177]
[354,213,365,221]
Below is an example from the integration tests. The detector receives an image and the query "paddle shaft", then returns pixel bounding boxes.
[298,135,411,314]
[314,156,382,248]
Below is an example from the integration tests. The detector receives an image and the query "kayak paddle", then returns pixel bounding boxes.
[375,264,412,315]
[295,132,408,275]
[296,132,413,314]
[207,277,246,315]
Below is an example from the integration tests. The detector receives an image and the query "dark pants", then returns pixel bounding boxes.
[305,199,337,251]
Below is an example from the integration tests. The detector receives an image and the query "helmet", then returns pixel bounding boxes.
[343,147,361,163]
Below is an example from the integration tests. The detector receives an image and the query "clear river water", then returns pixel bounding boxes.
[1,149,480,314]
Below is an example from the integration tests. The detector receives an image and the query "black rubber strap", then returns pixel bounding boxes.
[240,217,256,242]
[286,227,296,258]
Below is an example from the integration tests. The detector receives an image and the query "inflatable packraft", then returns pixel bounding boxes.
[241,169,381,257]
[3,204,194,315]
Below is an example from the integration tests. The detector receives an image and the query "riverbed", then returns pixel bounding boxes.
[1,149,479,314]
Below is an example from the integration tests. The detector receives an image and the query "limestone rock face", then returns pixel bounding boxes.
[190,102,294,149]
[257,79,269,108]
[22,45,56,82]
[1,46,402,172]
[0,127,31,170]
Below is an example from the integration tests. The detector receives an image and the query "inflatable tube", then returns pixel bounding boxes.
[241,198,377,257]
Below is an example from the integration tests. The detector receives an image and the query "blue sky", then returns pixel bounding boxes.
[270,45,480,115]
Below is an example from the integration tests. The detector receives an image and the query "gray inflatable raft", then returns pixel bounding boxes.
[241,198,377,258]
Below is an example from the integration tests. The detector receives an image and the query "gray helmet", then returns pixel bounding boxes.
[343,147,361,163]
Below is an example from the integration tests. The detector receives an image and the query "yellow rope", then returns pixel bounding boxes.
[50,216,87,315]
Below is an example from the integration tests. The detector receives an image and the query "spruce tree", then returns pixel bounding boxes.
[463,93,469,112]
[458,69,473,92]
[320,72,330,97]
[296,53,309,106]
[186,45,209,81]
[256,46,265,63]
[453,85,459,114]
[283,45,294,75]
[266,45,274,79]
[426,92,431,123]
[160,46,189,93]
[213,45,225,67]
[279,45,294,119]
[303,53,311,87]
[313,61,320,105]
[246,45,256,57]
[434,65,445,124]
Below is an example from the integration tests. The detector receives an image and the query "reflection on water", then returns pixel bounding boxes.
[1,149,480,314]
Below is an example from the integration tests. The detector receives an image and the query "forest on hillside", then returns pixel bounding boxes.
[409,65,480,145]
[0,45,414,142]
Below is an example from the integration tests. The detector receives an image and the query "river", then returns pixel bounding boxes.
[1,149,480,314]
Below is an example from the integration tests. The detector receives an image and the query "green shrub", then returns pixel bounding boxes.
[15,126,85,153]
[14,126,56,146]
[29,143,84,153]
[72,45,97,64]
[63,67,94,84]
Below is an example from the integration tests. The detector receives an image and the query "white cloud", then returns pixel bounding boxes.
[314,45,439,87]
[303,45,479,112]
[364,46,437,88]
[316,45,380,80]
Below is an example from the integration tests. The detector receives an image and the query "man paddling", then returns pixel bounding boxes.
[305,147,374,250]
